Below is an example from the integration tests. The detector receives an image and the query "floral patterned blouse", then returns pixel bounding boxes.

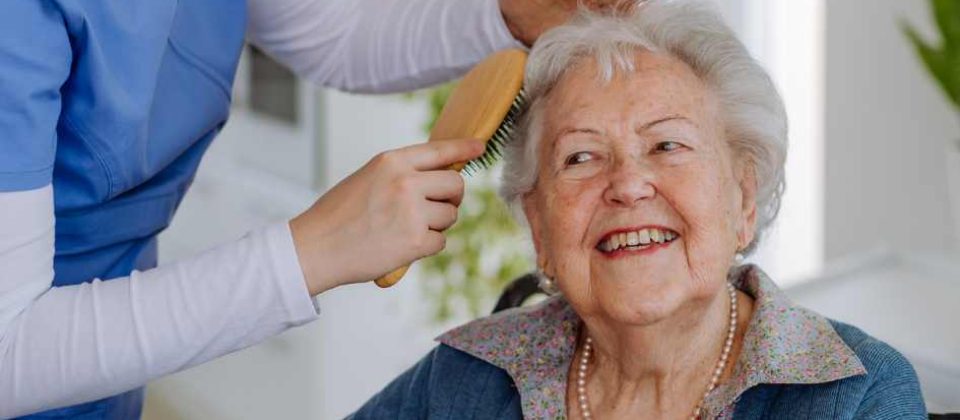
[437,264,867,419]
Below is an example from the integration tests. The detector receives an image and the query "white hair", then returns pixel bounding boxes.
[500,0,788,254]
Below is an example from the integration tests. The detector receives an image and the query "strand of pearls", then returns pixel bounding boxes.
[576,334,594,419]
[576,282,738,420]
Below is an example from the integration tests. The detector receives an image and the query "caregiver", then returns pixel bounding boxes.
[0,0,610,417]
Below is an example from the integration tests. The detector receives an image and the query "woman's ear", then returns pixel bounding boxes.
[522,192,549,273]
[737,164,758,250]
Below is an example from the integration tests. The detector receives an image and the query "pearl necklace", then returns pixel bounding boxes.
[576,282,738,420]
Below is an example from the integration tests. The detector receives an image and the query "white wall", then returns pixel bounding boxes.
[723,0,827,285]
[792,1,960,412]
[824,0,960,260]
[722,0,960,277]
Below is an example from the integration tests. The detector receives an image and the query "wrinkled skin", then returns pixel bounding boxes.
[523,51,757,333]
[523,50,760,418]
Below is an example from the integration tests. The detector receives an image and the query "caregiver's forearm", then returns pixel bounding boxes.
[246,0,523,93]
[0,186,318,418]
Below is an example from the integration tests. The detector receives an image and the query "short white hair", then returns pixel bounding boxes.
[500,0,788,254]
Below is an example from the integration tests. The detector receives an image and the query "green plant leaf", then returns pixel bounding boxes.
[949,57,960,109]
[932,0,960,51]
[931,0,960,109]
[902,19,960,110]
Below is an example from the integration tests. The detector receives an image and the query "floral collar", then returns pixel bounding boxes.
[437,265,866,419]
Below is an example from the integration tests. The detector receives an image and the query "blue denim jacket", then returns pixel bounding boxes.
[350,321,926,419]
[350,266,927,419]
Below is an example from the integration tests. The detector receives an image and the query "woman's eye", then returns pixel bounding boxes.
[653,141,684,153]
[564,152,593,166]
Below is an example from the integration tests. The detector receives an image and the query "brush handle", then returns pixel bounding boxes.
[374,265,409,288]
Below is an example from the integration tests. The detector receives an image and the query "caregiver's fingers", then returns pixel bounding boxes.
[396,138,486,171]
[290,139,481,295]
[417,170,466,207]
[424,201,459,232]
[418,230,447,258]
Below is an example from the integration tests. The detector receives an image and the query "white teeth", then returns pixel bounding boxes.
[600,228,677,252]
[638,229,651,244]
[650,229,663,243]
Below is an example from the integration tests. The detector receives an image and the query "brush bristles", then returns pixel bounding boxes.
[463,89,527,175]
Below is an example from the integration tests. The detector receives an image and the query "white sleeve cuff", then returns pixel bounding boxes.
[265,222,320,320]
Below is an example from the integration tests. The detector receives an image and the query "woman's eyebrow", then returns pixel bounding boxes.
[552,115,693,145]
[556,127,603,138]
[552,127,603,147]
[636,115,692,132]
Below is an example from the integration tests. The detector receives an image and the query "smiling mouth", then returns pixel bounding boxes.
[596,227,680,254]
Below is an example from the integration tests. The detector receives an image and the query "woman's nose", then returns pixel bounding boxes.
[602,160,656,207]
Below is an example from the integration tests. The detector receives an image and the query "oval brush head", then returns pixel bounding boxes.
[375,49,528,288]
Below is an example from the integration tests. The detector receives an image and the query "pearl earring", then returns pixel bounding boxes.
[537,270,560,295]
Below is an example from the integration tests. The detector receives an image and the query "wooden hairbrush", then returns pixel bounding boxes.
[374,48,528,288]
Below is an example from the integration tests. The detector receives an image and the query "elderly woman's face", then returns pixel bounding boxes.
[524,51,757,324]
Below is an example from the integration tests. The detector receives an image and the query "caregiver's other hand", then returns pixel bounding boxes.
[499,0,630,46]
[290,138,485,295]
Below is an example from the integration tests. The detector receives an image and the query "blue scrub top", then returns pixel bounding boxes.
[0,1,246,418]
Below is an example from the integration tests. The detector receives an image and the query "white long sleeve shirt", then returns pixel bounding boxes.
[0,0,521,416]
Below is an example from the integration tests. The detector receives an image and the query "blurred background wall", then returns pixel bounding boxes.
[144,0,960,418]
[824,0,958,259]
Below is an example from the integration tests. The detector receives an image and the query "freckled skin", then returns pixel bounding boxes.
[523,51,758,327]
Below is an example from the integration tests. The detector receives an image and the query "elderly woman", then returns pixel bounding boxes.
[350,1,927,419]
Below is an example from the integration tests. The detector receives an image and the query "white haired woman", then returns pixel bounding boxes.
[349,1,927,418]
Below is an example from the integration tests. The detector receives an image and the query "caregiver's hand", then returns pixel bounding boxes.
[290,138,485,295]
[500,0,631,46]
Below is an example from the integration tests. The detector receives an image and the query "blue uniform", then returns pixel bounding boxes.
[0,0,246,417]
